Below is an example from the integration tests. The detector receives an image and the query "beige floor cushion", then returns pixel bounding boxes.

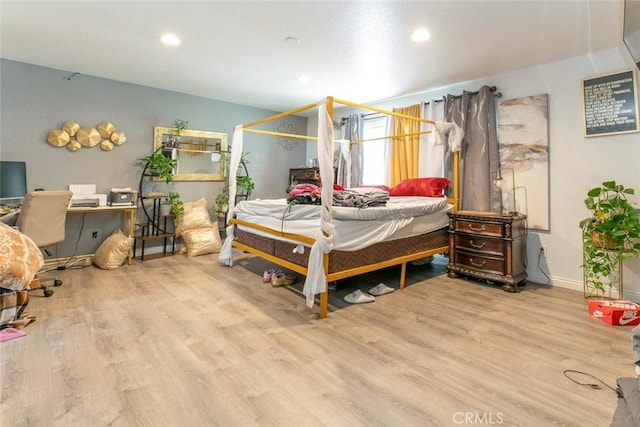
[93,230,133,269]
[180,226,221,257]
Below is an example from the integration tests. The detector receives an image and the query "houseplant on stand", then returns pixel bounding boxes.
[214,151,253,213]
[579,180,640,300]
[138,147,180,236]
[167,191,184,225]
[215,151,254,231]
[168,119,189,147]
[138,151,177,184]
[215,186,229,217]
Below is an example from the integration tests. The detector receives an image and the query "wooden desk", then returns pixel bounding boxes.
[67,205,136,265]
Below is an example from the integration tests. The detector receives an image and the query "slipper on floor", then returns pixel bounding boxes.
[263,270,275,283]
[368,283,395,296]
[271,272,297,287]
[344,289,375,304]
[263,269,281,283]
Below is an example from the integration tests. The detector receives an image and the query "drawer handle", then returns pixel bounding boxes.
[469,258,486,268]
[468,224,486,232]
[469,240,486,249]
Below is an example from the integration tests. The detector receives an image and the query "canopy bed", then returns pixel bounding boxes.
[219,97,462,319]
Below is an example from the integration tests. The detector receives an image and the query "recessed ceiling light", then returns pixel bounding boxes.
[161,33,181,46]
[285,36,301,45]
[411,28,430,43]
[296,75,311,84]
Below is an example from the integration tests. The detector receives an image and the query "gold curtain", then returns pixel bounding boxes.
[389,104,421,186]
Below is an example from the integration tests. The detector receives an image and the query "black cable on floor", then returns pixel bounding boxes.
[62,212,86,268]
[563,369,621,397]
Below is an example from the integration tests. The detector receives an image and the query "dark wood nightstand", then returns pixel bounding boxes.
[289,167,321,187]
[288,167,338,190]
[447,210,527,292]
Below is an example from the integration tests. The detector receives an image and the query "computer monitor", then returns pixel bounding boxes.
[0,161,28,200]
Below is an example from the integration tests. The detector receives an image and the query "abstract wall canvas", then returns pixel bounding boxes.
[498,94,549,231]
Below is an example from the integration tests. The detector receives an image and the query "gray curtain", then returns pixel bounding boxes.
[444,85,501,212]
[335,114,364,187]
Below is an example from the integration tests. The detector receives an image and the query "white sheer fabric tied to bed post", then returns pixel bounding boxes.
[303,100,336,308]
[434,121,464,152]
[219,125,244,266]
[337,139,352,188]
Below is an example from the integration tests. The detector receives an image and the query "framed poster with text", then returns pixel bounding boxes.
[582,69,639,137]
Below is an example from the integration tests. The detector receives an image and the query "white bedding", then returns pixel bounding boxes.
[235,196,452,252]
[236,195,447,221]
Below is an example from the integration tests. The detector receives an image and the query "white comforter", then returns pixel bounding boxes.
[235,196,448,221]
[234,196,451,252]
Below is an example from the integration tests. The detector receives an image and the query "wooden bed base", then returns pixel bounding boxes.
[230,218,450,318]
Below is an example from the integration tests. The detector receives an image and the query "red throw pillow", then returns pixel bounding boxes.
[389,177,450,197]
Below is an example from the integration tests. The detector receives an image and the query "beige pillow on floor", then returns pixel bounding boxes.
[180,226,221,257]
[93,230,132,269]
[175,197,212,237]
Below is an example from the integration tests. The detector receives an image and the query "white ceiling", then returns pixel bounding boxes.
[0,1,625,113]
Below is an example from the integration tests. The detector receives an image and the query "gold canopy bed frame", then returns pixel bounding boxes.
[219,96,460,319]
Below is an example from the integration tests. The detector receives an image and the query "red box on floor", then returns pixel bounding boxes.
[588,300,640,326]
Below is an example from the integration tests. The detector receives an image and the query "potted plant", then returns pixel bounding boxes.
[167,191,184,223]
[215,151,254,212]
[236,175,255,196]
[169,119,189,146]
[139,151,176,184]
[215,186,229,217]
[579,180,640,298]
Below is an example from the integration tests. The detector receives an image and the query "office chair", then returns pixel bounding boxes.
[16,190,73,297]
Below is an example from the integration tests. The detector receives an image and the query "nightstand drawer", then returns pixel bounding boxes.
[456,251,504,276]
[291,170,319,180]
[455,234,505,256]
[454,219,504,237]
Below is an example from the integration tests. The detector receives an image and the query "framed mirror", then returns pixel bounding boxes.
[153,126,227,181]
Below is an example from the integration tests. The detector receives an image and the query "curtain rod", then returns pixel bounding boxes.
[424,85,502,104]
[341,85,502,121]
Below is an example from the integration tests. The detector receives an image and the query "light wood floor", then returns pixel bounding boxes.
[1,251,634,426]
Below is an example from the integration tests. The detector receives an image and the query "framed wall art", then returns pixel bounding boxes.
[498,94,550,231]
[582,69,639,137]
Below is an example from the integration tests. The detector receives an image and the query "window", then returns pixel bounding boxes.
[361,116,389,186]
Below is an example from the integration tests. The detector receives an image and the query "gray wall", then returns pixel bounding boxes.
[0,59,307,257]
[307,46,640,299]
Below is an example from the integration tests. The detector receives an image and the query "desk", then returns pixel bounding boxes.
[68,205,136,265]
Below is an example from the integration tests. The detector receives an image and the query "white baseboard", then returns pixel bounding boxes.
[526,271,640,303]
[526,270,583,292]
[43,254,93,267]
